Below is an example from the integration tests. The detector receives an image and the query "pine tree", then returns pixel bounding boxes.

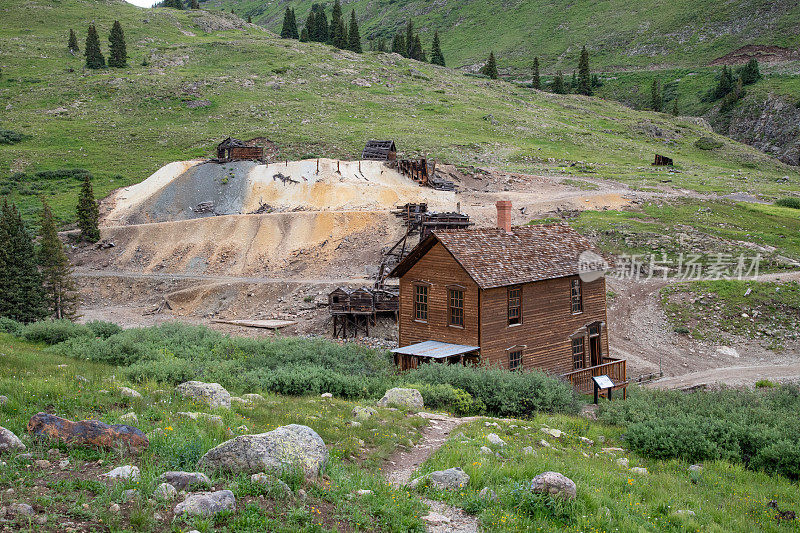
[108,21,127,68]
[84,24,105,69]
[289,9,299,38]
[300,26,309,42]
[671,96,679,116]
[739,58,761,85]
[281,7,293,38]
[347,10,362,53]
[391,33,405,56]
[651,78,663,112]
[247,15,252,23]
[405,20,415,58]
[570,70,577,93]
[329,0,345,48]
[711,65,735,100]
[430,31,445,66]
[313,5,328,44]
[480,51,498,79]
[76,174,100,243]
[0,200,47,323]
[577,45,592,95]
[68,29,79,53]
[38,202,78,320]
[411,35,424,61]
[531,56,540,89]
[190,0,199,9]
[552,70,565,94]
[304,11,316,42]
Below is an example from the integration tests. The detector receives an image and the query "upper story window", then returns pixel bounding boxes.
[448,289,464,327]
[414,285,428,321]
[508,286,522,325]
[572,337,585,370]
[571,279,583,314]
[508,349,522,371]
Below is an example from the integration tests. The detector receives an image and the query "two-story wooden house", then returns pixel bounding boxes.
[388,201,626,393]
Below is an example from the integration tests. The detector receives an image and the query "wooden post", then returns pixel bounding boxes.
[317,159,319,173]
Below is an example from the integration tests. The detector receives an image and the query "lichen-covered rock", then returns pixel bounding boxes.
[0,395,8,405]
[119,387,142,399]
[478,487,498,501]
[119,412,138,424]
[153,482,178,501]
[250,473,292,497]
[102,465,140,481]
[242,393,265,403]
[176,381,231,409]
[8,503,34,516]
[156,471,211,490]
[352,407,375,421]
[486,433,505,446]
[174,490,235,516]
[176,412,223,426]
[26,413,147,454]
[529,471,577,500]
[377,388,423,410]
[0,426,25,453]
[198,424,328,479]
[410,467,469,490]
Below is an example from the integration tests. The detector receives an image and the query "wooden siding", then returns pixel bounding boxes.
[398,242,480,348]
[479,276,609,374]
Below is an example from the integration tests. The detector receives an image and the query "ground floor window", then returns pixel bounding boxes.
[509,350,522,371]
[572,337,585,370]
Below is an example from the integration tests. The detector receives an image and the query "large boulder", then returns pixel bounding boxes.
[352,406,376,421]
[26,413,148,454]
[198,424,327,479]
[0,426,25,453]
[529,471,577,500]
[174,490,235,516]
[176,381,231,409]
[377,388,423,410]
[156,471,212,491]
[102,465,140,482]
[410,467,470,490]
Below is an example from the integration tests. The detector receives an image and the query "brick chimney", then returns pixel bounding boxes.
[496,200,512,233]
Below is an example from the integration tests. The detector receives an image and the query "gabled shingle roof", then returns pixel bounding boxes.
[389,224,606,289]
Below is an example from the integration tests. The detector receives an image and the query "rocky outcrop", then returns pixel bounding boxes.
[176,381,231,409]
[102,465,140,481]
[153,483,178,500]
[0,427,25,453]
[174,490,235,516]
[529,471,577,500]
[378,388,424,410]
[26,413,148,454]
[352,406,376,420]
[198,424,328,479]
[410,467,470,490]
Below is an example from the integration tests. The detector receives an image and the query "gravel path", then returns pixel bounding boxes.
[383,412,481,533]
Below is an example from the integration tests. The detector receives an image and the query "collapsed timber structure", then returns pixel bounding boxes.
[361,140,455,191]
[215,138,264,163]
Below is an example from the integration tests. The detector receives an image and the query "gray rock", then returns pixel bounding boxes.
[688,464,703,473]
[541,428,562,438]
[8,503,34,516]
[377,388,423,410]
[176,412,223,426]
[579,437,594,445]
[34,459,51,469]
[478,486,498,501]
[75,375,89,383]
[122,489,138,501]
[174,490,235,516]
[119,387,142,399]
[356,489,373,496]
[320,393,333,399]
[297,488,307,500]
[630,467,648,475]
[153,483,177,501]
[486,433,505,446]
[0,427,25,453]
[422,512,451,525]
[410,467,469,490]
[676,509,696,516]
[250,473,292,496]
[58,459,70,469]
[198,424,328,479]
[119,412,138,424]
[176,381,231,409]
[242,393,265,403]
[529,471,577,500]
[102,465,140,481]
[522,446,535,455]
[616,458,629,468]
[108,503,120,513]
[0,395,7,405]
[480,446,492,455]
[156,471,211,491]
[352,406,376,421]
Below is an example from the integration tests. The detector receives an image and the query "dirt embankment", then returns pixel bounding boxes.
[709,45,800,66]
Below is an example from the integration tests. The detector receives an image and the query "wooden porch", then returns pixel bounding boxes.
[561,358,627,397]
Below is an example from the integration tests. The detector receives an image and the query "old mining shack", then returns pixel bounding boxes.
[388,201,627,396]
[216,138,264,162]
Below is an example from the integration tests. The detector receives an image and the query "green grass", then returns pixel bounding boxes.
[203,0,800,74]
[415,413,800,531]
[660,280,800,349]
[1,0,797,224]
[0,333,428,531]
[570,199,800,273]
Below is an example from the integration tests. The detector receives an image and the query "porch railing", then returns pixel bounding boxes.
[561,358,626,394]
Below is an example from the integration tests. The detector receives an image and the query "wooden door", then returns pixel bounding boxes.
[589,324,602,367]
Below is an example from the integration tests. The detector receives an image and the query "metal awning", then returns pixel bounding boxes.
[391,341,480,359]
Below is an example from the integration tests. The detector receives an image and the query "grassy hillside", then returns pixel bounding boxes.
[205,0,800,72]
[1,0,798,224]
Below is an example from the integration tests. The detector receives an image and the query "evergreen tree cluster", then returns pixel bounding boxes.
[83,22,128,70]
[706,59,760,109]
[291,2,362,53]
[0,200,78,323]
[161,0,185,9]
[527,47,601,94]
[480,51,498,79]
[390,20,427,62]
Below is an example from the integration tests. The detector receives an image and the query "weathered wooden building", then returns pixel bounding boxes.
[388,201,626,394]
[217,138,264,162]
[362,140,397,161]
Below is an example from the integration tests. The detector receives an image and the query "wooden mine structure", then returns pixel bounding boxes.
[652,154,674,166]
[362,140,397,161]
[216,138,264,163]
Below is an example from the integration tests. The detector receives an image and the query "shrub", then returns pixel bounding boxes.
[85,320,123,339]
[775,197,800,209]
[695,137,724,150]
[0,317,24,337]
[751,440,800,479]
[0,129,26,145]
[22,319,92,344]
[673,325,690,335]
[755,379,775,388]
[404,382,484,415]
[510,482,577,523]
